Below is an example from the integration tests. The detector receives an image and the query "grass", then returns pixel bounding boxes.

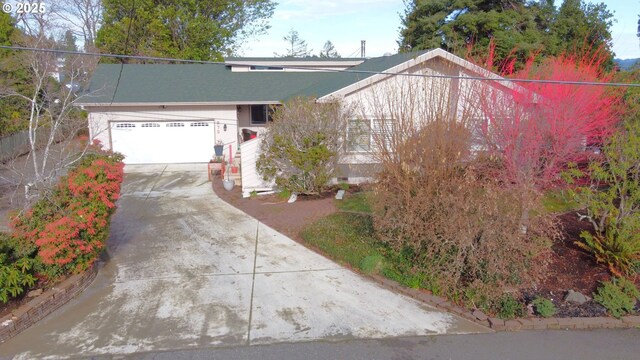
[335,191,372,214]
[300,209,440,293]
[301,212,380,269]
[541,189,580,213]
[302,191,438,292]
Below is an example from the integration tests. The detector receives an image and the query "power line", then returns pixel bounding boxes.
[110,0,136,106]
[1,45,639,88]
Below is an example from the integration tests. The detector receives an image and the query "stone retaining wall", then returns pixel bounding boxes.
[0,264,98,343]
[370,274,640,332]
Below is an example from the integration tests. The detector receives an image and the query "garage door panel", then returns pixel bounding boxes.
[111,121,216,164]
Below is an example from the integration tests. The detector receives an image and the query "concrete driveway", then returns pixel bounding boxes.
[0,164,489,358]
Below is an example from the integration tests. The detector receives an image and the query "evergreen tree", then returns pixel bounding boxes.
[552,0,613,64]
[399,0,614,71]
[319,40,340,58]
[96,0,276,62]
[0,12,32,136]
[275,29,311,57]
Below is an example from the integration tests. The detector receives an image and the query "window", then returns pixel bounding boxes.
[347,119,393,153]
[250,66,284,71]
[166,122,184,127]
[347,119,371,152]
[190,122,209,127]
[250,105,276,125]
[115,123,135,128]
[141,123,160,128]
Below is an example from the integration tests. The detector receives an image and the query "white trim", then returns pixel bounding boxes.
[78,101,282,107]
[225,60,364,67]
[318,48,531,101]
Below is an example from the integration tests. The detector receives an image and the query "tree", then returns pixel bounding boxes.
[96,0,276,61]
[477,48,622,191]
[359,61,558,309]
[399,0,615,71]
[568,119,640,276]
[274,29,311,57]
[256,97,352,195]
[1,10,101,206]
[319,40,340,58]
[552,0,614,67]
[53,0,103,50]
[0,12,32,137]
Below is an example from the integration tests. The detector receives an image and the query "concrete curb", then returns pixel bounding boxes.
[366,273,640,332]
[0,263,98,343]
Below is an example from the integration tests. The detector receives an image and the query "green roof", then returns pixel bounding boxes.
[81,51,429,104]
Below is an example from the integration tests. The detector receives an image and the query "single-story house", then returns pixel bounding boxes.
[79,49,523,195]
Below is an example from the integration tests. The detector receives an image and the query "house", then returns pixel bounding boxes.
[79,49,523,195]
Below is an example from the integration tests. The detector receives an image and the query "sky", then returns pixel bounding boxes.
[242,0,640,60]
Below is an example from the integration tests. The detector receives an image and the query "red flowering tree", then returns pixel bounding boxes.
[475,46,623,190]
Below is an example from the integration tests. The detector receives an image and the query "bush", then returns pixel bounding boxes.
[569,120,640,276]
[593,277,640,318]
[0,233,37,303]
[498,294,524,320]
[11,153,124,280]
[372,125,558,306]
[532,297,557,318]
[256,96,353,195]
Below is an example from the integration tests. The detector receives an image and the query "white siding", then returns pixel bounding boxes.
[240,137,275,194]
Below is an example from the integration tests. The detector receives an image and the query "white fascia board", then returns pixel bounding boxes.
[318,48,534,101]
[225,60,364,67]
[77,100,283,107]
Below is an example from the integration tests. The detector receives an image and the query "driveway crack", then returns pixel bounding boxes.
[246,220,260,345]
[144,164,167,200]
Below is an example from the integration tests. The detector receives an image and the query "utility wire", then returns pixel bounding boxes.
[1,45,639,88]
[110,0,136,105]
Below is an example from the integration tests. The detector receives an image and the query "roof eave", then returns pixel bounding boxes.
[77,100,283,107]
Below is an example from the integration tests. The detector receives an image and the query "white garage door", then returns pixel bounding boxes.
[111,121,216,164]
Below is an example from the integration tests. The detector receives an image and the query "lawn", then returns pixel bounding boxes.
[301,192,439,292]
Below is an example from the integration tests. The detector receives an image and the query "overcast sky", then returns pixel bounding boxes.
[242,0,640,59]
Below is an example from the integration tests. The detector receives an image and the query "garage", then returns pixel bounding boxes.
[110,121,217,164]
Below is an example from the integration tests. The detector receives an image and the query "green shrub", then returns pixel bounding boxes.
[593,277,640,318]
[532,297,557,318]
[497,294,524,320]
[0,233,37,303]
[568,120,640,276]
[256,96,353,195]
[277,188,292,200]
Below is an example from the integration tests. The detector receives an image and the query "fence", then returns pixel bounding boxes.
[0,130,30,163]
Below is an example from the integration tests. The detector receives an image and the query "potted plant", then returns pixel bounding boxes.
[214,140,224,157]
[208,156,223,181]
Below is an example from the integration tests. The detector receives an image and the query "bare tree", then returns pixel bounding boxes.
[351,61,558,305]
[52,0,102,50]
[1,11,101,207]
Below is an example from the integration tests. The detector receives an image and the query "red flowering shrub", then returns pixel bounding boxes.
[11,153,124,279]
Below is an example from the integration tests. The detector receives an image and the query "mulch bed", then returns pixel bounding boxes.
[213,180,639,318]
[211,179,337,242]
